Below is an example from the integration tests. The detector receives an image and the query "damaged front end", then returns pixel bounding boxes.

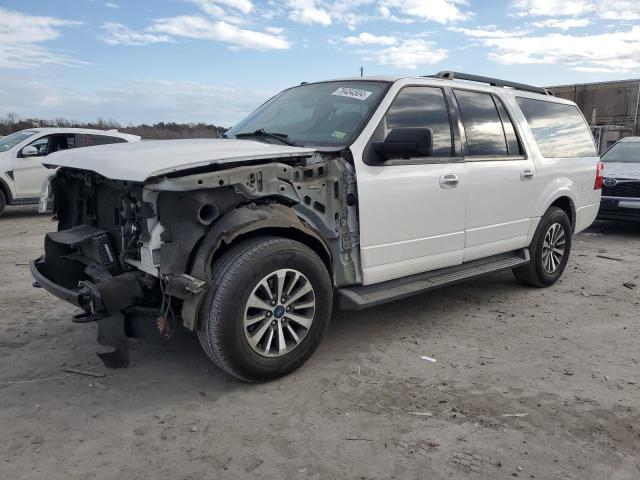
[31,151,360,368]
[31,172,166,367]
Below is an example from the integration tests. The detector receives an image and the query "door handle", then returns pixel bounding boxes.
[520,169,534,180]
[439,174,459,189]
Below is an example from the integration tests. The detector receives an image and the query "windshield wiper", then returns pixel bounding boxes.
[234,129,301,147]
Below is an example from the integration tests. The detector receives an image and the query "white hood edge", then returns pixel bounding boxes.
[45,138,317,182]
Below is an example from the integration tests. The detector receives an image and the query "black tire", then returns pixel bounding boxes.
[0,190,6,217]
[513,206,572,287]
[197,236,333,382]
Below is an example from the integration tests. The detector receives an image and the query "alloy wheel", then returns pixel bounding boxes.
[243,268,316,357]
[541,222,566,274]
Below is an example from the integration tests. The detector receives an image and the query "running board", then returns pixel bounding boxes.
[337,248,530,310]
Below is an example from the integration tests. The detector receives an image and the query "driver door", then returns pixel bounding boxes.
[12,134,71,198]
[354,85,468,285]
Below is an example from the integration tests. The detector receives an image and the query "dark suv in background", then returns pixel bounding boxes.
[598,137,640,221]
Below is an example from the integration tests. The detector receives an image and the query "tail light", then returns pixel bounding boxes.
[594,161,604,190]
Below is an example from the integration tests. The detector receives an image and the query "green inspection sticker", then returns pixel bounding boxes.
[332,130,347,140]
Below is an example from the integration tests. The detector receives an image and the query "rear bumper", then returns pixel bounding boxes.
[597,197,640,221]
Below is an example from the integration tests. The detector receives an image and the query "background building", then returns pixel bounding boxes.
[548,79,640,153]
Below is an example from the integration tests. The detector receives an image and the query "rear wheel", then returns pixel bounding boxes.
[513,206,572,287]
[197,236,333,382]
[0,190,6,217]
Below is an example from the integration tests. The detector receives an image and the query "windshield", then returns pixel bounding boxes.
[227,81,389,148]
[601,141,640,163]
[0,130,38,152]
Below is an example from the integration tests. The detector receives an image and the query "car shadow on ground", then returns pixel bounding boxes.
[1,206,42,219]
[589,219,640,236]
[129,269,521,385]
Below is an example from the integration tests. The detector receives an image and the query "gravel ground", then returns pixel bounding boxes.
[1,206,639,479]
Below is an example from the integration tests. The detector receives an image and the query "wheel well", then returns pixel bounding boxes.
[209,227,333,276]
[550,196,575,232]
[0,178,11,204]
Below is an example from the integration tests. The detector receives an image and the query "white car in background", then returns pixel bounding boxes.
[0,128,140,216]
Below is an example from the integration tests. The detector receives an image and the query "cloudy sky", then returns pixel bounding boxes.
[1,0,639,126]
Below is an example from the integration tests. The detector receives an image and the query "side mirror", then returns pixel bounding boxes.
[20,145,39,157]
[373,128,433,160]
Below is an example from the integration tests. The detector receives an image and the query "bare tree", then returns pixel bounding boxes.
[4,112,18,125]
[0,114,227,139]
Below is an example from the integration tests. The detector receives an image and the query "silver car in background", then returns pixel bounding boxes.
[598,137,640,221]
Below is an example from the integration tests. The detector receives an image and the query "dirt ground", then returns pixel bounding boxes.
[1,205,639,480]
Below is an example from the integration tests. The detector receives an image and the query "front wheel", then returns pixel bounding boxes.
[513,206,572,287]
[197,236,333,382]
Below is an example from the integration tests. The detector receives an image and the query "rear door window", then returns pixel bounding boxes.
[48,134,74,153]
[515,98,597,158]
[77,134,120,147]
[454,90,510,157]
[384,86,454,157]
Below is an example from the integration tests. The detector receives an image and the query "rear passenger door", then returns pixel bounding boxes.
[453,89,537,261]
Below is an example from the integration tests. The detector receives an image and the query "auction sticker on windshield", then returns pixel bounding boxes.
[331,87,373,101]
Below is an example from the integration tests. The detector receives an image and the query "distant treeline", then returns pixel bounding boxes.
[0,113,229,139]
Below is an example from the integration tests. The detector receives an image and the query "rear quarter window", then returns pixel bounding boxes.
[516,97,597,158]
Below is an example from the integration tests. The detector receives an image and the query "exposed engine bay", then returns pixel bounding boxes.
[32,152,360,367]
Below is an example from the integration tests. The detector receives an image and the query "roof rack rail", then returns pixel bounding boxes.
[430,71,554,96]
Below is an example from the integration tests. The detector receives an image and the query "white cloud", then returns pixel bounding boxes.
[0,7,83,68]
[101,22,171,46]
[511,0,594,17]
[282,1,468,29]
[531,18,590,29]
[376,4,414,24]
[105,2,119,8]
[0,75,275,126]
[344,32,397,46]
[599,1,640,20]
[326,1,383,29]
[148,16,291,50]
[512,0,640,20]
[191,0,254,15]
[448,25,526,38]
[287,0,332,26]
[265,26,285,34]
[99,0,290,50]
[378,5,391,17]
[380,0,472,24]
[364,38,448,69]
[188,0,253,24]
[572,66,617,73]
[470,26,640,73]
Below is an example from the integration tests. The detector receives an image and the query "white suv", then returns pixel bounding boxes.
[31,72,602,381]
[0,128,140,216]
